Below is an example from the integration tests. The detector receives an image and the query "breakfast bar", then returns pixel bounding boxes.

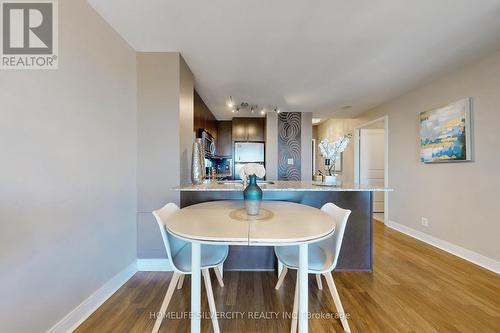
[175,181,392,272]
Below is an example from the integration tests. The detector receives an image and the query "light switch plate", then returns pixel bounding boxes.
[287,158,294,165]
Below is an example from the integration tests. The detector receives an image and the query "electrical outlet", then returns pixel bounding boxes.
[287,158,294,165]
[421,217,429,227]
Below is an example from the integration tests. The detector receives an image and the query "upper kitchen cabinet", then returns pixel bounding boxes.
[232,117,247,141]
[247,117,265,141]
[193,90,217,138]
[232,117,265,142]
[216,121,232,157]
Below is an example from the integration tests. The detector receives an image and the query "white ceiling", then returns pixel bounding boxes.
[89,0,500,120]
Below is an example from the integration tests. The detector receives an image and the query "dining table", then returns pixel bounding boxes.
[165,200,337,333]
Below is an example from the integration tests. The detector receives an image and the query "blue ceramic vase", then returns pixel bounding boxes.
[243,174,263,215]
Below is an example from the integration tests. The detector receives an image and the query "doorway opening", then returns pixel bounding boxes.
[354,116,389,224]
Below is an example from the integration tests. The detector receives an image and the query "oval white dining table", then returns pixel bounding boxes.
[165,200,336,333]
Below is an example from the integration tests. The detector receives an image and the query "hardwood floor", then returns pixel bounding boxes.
[76,222,500,332]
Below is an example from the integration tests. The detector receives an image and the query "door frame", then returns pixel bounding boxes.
[354,115,389,224]
[311,138,316,178]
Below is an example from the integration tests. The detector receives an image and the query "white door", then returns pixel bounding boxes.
[360,129,385,213]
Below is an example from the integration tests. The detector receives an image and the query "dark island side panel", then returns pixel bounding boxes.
[180,191,373,272]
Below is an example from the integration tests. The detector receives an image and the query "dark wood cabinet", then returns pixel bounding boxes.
[193,90,217,138]
[246,117,265,141]
[216,121,232,157]
[232,117,265,142]
[232,117,247,141]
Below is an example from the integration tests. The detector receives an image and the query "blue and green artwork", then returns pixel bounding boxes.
[420,98,472,163]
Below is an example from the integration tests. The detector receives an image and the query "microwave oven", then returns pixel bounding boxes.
[198,129,216,157]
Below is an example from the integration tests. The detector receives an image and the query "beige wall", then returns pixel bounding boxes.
[136,53,194,258]
[363,120,385,129]
[0,1,137,331]
[179,57,195,184]
[265,112,279,179]
[359,49,500,262]
[301,112,313,180]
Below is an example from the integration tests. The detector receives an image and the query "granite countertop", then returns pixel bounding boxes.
[174,180,393,192]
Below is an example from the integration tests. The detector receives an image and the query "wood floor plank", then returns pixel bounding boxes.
[75,221,500,332]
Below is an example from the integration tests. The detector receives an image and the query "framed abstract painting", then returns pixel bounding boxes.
[420,98,473,163]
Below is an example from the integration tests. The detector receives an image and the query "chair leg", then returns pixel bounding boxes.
[177,274,185,289]
[324,272,351,333]
[218,263,224,278]
[152,272,180,333]
[275,266,288,290]
[203,268,221,333]
[291,274,299,333]
[316,274,323,290]
[278,260,284,279]
[213,266,225,287]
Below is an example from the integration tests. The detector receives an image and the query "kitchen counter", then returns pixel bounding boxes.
[174,180,392,272]
[175,180,392,192]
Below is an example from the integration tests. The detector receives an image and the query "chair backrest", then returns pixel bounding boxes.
[152,203,189,273]
[319,202,352,271]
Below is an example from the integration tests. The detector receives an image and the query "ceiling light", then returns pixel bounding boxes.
[227,96,235,108]
[236,107,240,113]
[260,109,265,115]
[312,118,321,124]
[275,108,281,114]
[251,107,254,113]
[231,109,235,113]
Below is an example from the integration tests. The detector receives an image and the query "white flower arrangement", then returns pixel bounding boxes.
[319,133,352,176]
[239,163,266,180]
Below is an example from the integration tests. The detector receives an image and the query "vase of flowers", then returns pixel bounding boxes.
[240,163,266,215]
[319,133,352,184]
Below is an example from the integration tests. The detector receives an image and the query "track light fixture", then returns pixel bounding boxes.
[225,97,281,116]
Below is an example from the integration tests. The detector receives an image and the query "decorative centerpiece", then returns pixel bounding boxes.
[191,138,205,184]
[240,163,266,215]
[318,133,352,184]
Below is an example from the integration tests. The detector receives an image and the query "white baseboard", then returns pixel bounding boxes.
[47,259,172,333]
[45,258,271,333]
[387,220,500,274]
[47,261,137,333]
[137,258,172,271]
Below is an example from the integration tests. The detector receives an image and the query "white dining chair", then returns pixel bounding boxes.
[274,202,352,333]
[152,203,229,333]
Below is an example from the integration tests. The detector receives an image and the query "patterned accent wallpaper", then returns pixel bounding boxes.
[278,112,301,180]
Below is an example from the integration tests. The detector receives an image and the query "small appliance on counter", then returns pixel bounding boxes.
[205,157,233,180]
[234,142,265,180]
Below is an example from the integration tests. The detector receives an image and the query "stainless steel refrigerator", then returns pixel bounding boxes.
[234,142,265,180]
